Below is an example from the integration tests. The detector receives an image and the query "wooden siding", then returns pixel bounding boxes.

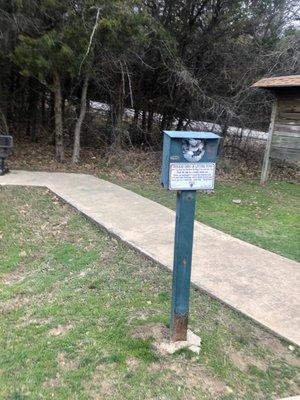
[270,91,300,162]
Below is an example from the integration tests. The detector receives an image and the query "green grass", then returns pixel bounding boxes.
[103,176,300,261]
[0,187,299,400]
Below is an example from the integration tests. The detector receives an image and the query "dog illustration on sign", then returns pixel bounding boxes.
[182,139,205,162]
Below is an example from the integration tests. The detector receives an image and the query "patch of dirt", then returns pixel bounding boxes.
[132,322,169,342]
[0,296,32,312]
[56,352,79,372]
[257,335,300,367]
[258,335,290,355]
[43,376,62,388]
[0,267,30,286]
[0,251,56,287]
[0,272,24,286]
[149,360,229,399]
[134,311,148,321]
[85,364,120,399]
[284,353,300,368]
[125,357,140,370]
[128,308,163,324]
[229,349,268,372]
[197,373,229,398]
[48,324,72,337]
[228,322,300,367]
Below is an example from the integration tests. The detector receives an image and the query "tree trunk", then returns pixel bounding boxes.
[62,95,66,121]
[111,76,124,148]
[48,92,55,145]
[166,114,174,129]
[72,73,89,164]
[41,89,46,125]
[176,118,183,131]
[141,109,147,131]
[27,79,39,142]
[112,103,123,148]
[133,108,139,126]
[160,113,167,131]
[147,100,154,133]
[53,71,65,162]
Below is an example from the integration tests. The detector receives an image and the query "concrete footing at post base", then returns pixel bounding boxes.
[154,329,201,355]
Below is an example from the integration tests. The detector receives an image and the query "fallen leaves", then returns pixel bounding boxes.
[9,136,298,186]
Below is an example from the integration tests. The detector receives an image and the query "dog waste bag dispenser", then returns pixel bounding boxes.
[161,131,220,342]
[161,131,220,191]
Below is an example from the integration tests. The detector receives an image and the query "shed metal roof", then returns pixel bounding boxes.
[252,75,300,88]
[163,131,220,139]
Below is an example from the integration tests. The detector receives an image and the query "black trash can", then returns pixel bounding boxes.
[0,135,13,175]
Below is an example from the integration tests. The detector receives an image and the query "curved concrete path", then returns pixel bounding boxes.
[1,170,299,346]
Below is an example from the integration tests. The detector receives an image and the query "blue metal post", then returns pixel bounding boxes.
[171,190,196,341]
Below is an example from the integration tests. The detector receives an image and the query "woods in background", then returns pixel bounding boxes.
[0,0,299,163]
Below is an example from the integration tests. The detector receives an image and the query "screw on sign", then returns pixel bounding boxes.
[161,131,220,341]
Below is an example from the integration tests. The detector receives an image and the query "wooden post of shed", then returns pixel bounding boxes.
[261,100,277,184]
[251,75,300,185]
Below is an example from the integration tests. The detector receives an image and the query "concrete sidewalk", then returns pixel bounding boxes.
[1,170,299,346]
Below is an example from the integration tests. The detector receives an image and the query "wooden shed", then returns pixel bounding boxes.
[252,75,300,183]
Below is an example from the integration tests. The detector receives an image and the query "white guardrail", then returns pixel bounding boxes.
[90,101,268,142]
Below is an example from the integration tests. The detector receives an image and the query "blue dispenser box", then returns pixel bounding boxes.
[161,131,220,191]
